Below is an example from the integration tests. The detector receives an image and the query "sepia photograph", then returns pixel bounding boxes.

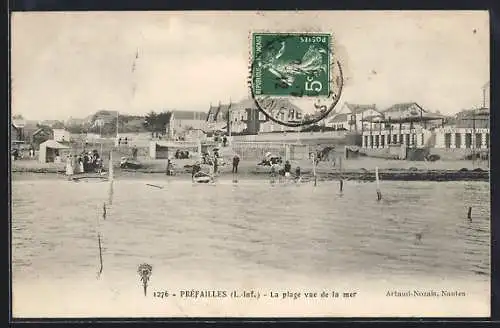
[10,10,490,318]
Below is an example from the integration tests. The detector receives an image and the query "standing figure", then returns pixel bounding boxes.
[65,155,74,177]
[232,154,240,174]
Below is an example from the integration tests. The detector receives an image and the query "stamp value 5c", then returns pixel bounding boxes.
[251,33,332,97]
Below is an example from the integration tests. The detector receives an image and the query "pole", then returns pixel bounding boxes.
[375,166,382,201]
[312,154,317,186]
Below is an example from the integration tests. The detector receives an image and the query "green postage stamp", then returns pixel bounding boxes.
[251,33,332,97]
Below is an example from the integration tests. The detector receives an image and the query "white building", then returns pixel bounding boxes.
[331,102,382,132]
[52,129,71,142]
[327,113,349,130]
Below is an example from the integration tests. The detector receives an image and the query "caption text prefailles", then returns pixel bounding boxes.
[152,290,357,300]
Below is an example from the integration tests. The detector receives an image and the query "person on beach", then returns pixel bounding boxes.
[166,159,173,176]
[232,154,240,174]
[65,155,74,177]
[78,155,84,173]
[284,160,291,178]
[213,155,219,175]
[295,166,301,182]
[270,162,279,183]
[191,161,201,181]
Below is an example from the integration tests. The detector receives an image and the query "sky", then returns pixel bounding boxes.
[11,11,489,121]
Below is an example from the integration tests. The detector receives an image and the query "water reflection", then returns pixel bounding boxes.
[12,179,490,283]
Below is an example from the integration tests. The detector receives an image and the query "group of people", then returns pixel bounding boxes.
[270,160,302,183]
[189,148,241,181]
[65,150,103,176]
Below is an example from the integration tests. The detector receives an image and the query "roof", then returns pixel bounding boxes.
[362,112,445,123]
[231,98,258,111]
[12,119,26,128]
[40,140,70,149]
[328,113,348,123]
[32,127,53,136]
[217,104,232,120]
[344,103,378,114]
[172,110,208,120]
[206,104,220,122]
[382,102,427,114]
[456,107,490,118]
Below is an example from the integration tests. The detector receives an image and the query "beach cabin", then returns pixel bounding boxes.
[38,140,70,163]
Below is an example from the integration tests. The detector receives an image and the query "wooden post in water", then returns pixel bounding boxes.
[375,166,382,201]
[339,155,343,192]
[312,153,317,187]
[108,150,114,205]
[467,206,472,220]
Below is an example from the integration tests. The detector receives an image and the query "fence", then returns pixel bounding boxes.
[231,141,310,161]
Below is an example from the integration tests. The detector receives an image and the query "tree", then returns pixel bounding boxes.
[143,111,172,137]
[143,111,159,137]
[52,121,66,129]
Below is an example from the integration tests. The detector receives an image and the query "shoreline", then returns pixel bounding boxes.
[11,167,489,182]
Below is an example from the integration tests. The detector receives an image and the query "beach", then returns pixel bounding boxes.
[11,156,490,182]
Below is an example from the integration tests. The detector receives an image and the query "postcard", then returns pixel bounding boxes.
[10,10,490,318]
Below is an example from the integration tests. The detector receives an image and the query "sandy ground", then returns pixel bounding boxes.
[11,157,489,181]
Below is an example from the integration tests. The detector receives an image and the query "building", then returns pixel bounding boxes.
[11,122,22,142]
[169,110,208,137]
[52,129,72,142]
[361,102,443,149]
[31,126,54,149]
[332,102,382,132]
[433,107,489,150]
[327,113,349,130]
[257,99,304,133]
[91,110,119,125]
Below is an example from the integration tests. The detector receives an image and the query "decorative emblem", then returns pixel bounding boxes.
[137,263,152,296]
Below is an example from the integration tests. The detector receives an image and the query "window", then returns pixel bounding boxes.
[405,134,410,145]
[370,135,374,148]
[421,133,424,146]
[380,135,385,147]
[455,133,461,148]
[364,136,368,147]
[475,133,482,149]
[486,133,490,148]
[393,134,398,144]
[465,133,472,149]
[375,135,379,148]
[444,133,451,148]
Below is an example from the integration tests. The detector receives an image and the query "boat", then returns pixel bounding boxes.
[193,171,212,183]
[72,172,108,182]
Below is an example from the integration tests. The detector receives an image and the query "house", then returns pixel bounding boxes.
[224,99,253,134]
[91,110,119,125]
[169,110,208,136]
[327,113,349,130]
[257,99,304,133]
[11,120,25,141]
[333,102,382,132]
[31,126,54,149]
[379,102,428,130]
[450,107,489,129]
[52,129,71,143]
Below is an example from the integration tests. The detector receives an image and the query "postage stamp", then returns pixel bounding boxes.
[251,33,332,97]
